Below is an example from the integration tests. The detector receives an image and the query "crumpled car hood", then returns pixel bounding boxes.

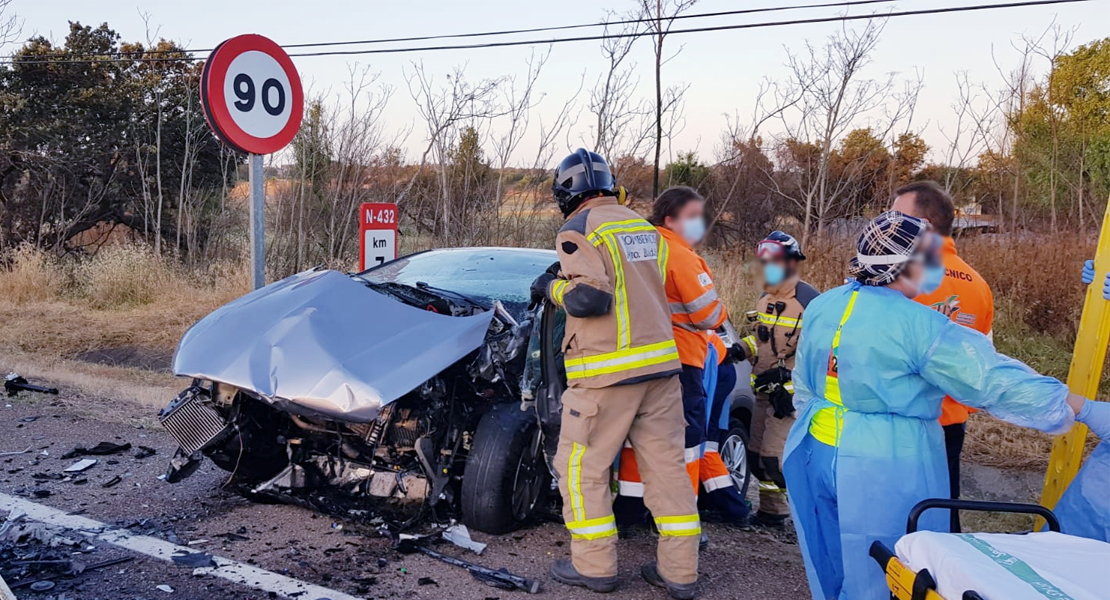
[172,269,494,422]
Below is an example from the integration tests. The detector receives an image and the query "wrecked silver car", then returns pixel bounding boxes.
[159,248,558,534]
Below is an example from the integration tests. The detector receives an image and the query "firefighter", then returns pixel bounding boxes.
[614,187,750,534]
[731,231,818,529]
[891,181,994,532]
[531,150,700,599]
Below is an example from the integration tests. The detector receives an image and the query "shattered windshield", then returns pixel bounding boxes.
[360,248,556,312]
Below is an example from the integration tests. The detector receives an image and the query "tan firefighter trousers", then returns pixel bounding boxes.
[555,375,700,584]
[749,394,794,515]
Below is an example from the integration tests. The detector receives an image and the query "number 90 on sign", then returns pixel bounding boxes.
[225,51,292,139]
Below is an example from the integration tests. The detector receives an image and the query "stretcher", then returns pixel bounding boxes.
[870,498,1110,600]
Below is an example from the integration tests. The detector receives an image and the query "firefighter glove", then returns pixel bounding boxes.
[530,272,557,306]
[769,385,795,419]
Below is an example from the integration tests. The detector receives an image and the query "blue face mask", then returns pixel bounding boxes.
[681,217,706,245]
[763,263,786,287]
[919,264,946,295]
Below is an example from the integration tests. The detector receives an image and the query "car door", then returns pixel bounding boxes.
[533,301,566,469]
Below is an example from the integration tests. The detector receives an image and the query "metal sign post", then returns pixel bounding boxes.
[200,34,303,291]
[248,153,266,289]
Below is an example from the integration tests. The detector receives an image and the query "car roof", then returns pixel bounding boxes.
[415,246,557,258]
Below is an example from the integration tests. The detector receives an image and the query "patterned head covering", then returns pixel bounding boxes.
[848,211,931,286]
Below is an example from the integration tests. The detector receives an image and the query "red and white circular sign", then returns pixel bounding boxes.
[201,34,303,155]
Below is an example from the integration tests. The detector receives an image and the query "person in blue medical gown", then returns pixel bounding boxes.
[783,211,1088,600]
[1052,260,1110,542]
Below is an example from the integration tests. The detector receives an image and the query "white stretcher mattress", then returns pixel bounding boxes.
[895,531,1110,600]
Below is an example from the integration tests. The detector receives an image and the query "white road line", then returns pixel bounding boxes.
[0,493,364,600]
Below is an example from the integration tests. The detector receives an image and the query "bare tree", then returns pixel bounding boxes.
[637,0,698,197]
[0,0,22,50]
[763,19,919,244]
[588,12,652,165]
[1028,24,1073,234]
[936,71,998,199]
[403,62,506,241]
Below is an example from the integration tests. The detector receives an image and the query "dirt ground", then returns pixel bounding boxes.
[0,385,812,600]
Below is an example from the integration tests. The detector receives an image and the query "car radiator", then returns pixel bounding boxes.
[159,386,232,455]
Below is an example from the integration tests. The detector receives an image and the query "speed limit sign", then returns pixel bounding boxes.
[201,34,303,290]
[201,34,303,154]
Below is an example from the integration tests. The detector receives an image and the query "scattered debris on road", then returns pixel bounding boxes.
[4,374,59,397]
[133,446,157,460]
[171,550,216,568]
[61,441,132,459]
[444,523,488,555]
[395,537,542,594]
[63,459,98,473]
[0,447,31,457]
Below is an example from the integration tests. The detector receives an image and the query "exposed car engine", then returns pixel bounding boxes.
[160,267,547,533]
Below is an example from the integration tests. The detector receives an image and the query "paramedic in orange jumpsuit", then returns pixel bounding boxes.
[615,186,750,532]
[891,181,994,532]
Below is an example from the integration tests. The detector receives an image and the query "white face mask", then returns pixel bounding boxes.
[681,217,706,245]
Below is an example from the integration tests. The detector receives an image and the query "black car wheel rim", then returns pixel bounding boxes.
[510,429,545,521]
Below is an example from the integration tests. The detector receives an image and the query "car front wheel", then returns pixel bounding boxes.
[719,422,752,500]
[461,404,549,534]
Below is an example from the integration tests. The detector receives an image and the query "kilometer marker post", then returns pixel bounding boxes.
[201,34,304,289]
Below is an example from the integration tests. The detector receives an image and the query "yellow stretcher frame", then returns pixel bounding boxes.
[1040,198,1110,516]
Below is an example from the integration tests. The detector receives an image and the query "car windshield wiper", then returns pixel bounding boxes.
[415,281,490,311]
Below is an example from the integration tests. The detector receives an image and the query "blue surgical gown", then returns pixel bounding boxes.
[1054,400,1110,542]
[784,282,1074,600]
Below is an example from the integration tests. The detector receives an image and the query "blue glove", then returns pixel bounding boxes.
[1105,272,1110,301]
[1077,399,1110,439]
[1083,259,1095,285]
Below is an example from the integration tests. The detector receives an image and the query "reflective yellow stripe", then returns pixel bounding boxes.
[564,340,679,380]
[568,442,586,522]
[654,514,702,537]
[809,290,859,447]
[758,312,802,328]
[550,279,569,305]
[657,236,669,284]
[587,220,656,245]
[596,233,631,349]
[567,515,618,540]
[743,335,757,356]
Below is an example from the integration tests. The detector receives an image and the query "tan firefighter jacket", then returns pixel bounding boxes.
[546,196,681,388]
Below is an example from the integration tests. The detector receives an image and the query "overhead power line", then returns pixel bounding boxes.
[1,0,904,61]
[286,0,1091,58]
[0,0,1090,66]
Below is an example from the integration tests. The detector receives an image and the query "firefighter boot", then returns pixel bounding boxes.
[641,562,697,600]
[550,560,619,593]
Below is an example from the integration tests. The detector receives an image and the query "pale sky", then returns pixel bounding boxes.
[13,0,1110,166]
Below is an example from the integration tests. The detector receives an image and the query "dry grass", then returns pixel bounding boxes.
[0,244,250,361]
[0,243,63,304]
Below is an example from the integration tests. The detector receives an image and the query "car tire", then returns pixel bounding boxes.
[462,404,549,535]
[720,418,752,500]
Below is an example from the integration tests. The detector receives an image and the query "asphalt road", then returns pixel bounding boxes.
[0,387,809,600]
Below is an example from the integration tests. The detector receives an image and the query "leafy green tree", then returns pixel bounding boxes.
[0,22,237,254]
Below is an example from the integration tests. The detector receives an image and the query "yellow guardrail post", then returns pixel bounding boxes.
[1039,199,1110,515]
